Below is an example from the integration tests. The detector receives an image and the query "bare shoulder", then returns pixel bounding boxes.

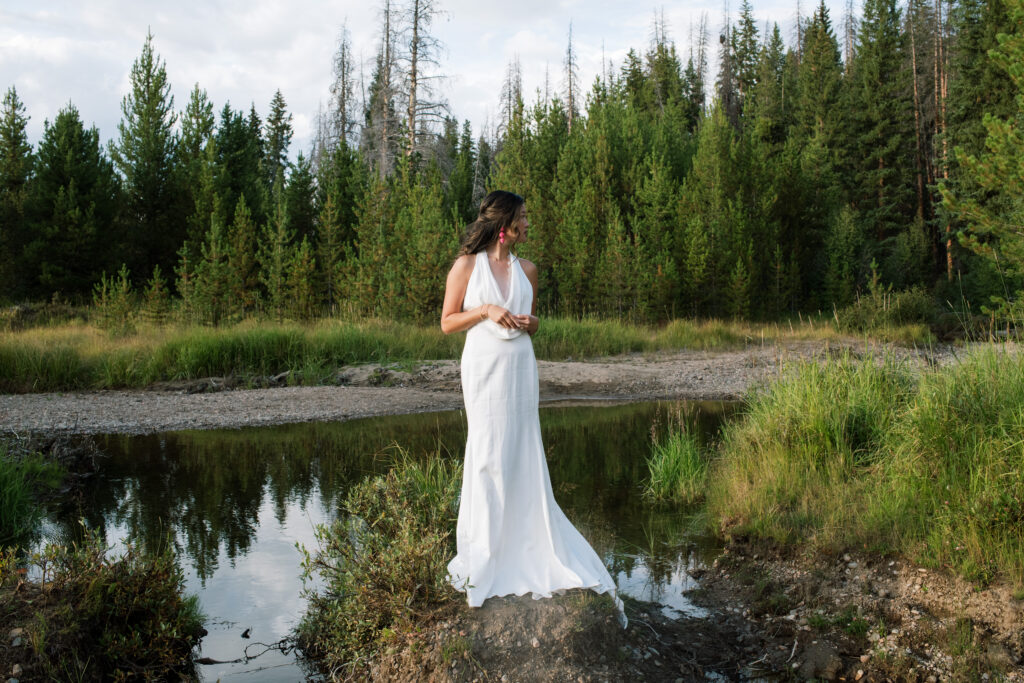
[518,258,538,279]
[448,253,476,279]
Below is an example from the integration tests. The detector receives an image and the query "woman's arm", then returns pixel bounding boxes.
[440,255,519,334]
[515,259,540,336]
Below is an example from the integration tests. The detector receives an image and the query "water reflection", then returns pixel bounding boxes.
[43,400,733,681]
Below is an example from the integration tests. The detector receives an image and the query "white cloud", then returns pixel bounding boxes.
[2,0,852,156]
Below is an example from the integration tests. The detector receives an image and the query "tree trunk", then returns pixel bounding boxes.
[407,0,419,156]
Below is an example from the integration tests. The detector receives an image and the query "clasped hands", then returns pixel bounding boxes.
[481,304,538,334]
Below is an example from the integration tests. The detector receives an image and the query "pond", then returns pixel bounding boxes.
[40,400,733,681]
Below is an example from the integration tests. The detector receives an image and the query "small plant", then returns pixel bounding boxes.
[91,263,135,335]
[440,635,471,663]
[140,265,171,325]
[644,405,711,504]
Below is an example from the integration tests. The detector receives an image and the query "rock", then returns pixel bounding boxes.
[798,642,843,680]
[860,654,870,663]
[855,671,864,681]
[530,637,539,649]
[7,629,23,639]
[10,637,21,648]
[10,666,21,677]
[987,642,1015,669]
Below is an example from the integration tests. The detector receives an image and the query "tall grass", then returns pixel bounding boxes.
[702,348,1024,586]
[0,442,64,544]
[0,315,929,393]
[645,430,709,504]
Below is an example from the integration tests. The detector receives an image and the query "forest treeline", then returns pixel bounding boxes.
[1,0,1022,326]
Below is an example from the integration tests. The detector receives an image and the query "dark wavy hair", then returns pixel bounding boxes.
[457,190,525,256]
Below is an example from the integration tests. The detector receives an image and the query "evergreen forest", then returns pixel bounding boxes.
[2,0,1023,328]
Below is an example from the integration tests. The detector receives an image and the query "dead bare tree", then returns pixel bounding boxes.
[330,22,358,149]
[362,0,401,176]
[564,21,580,131]
[401,0,448,159]
[498,55,523,139]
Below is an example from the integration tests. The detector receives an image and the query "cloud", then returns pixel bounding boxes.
[2,0,851,157]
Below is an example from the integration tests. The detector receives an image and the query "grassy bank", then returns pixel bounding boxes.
[647,348,1024,587]
[0,315,928,393]
[296,448,462,677]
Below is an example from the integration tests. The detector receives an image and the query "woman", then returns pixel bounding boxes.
[441,190,625,626]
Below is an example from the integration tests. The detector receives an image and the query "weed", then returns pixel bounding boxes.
[441,635,471,663]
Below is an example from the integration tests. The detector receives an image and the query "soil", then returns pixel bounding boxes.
[0,339,964,436]
[364,540,1024,682]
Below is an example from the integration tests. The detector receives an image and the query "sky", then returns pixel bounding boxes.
[1,0,852,157]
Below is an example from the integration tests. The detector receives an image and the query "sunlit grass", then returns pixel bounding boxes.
[0,314,932,393]
[702,347,1024,587]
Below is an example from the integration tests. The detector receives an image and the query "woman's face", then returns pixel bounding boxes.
[505,205,529,245]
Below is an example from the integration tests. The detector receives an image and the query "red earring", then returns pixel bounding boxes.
[499,228,505,244]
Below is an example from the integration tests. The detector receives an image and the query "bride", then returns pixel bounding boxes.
[440,190,625,626]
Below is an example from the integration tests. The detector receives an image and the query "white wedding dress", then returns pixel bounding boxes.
[447,250,626,626]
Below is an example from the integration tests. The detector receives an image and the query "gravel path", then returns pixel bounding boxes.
[0,340,959,435]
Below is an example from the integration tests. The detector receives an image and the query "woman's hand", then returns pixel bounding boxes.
[486,305,519,329]
[512,314,538,335]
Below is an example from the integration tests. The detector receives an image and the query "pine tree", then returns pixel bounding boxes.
[595,206,638,318]
[264,89,293,190]
[193,212,235,325]
[92,263,135,334]
[823,205,863,307]
[227,195,259,313]
[216,104,266,228]
[317,187,345,311]
[287,236,317,320]
[141,264,171,324]
[746,24,788,143]
[941,0,1024,312]
[25,105,119,299]
[731,0,761,102]
[0,86,33,298]
[179,85,216,258]
[631,153,679,320]
[448,121,476,223]
[285,153,316,243]
[843,0,917,245]
[258,185,295,321]
[110,31,182,280]
[397,169,452,320]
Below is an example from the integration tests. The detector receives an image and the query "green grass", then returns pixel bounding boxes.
[702,347,1024,588]
[0,441,64,544]
[644,430,709,504]
[0,314,931,394]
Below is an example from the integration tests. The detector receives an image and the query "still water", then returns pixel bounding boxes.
[41,400,732,681]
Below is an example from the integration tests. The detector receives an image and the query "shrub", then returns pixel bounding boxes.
[15,532,205,681]
[297,449,461,676]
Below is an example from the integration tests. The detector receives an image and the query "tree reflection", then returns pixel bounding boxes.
[47,401,732,590]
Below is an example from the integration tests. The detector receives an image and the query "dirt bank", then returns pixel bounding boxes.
[0,340,959,435]
[367,539,1023,682]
